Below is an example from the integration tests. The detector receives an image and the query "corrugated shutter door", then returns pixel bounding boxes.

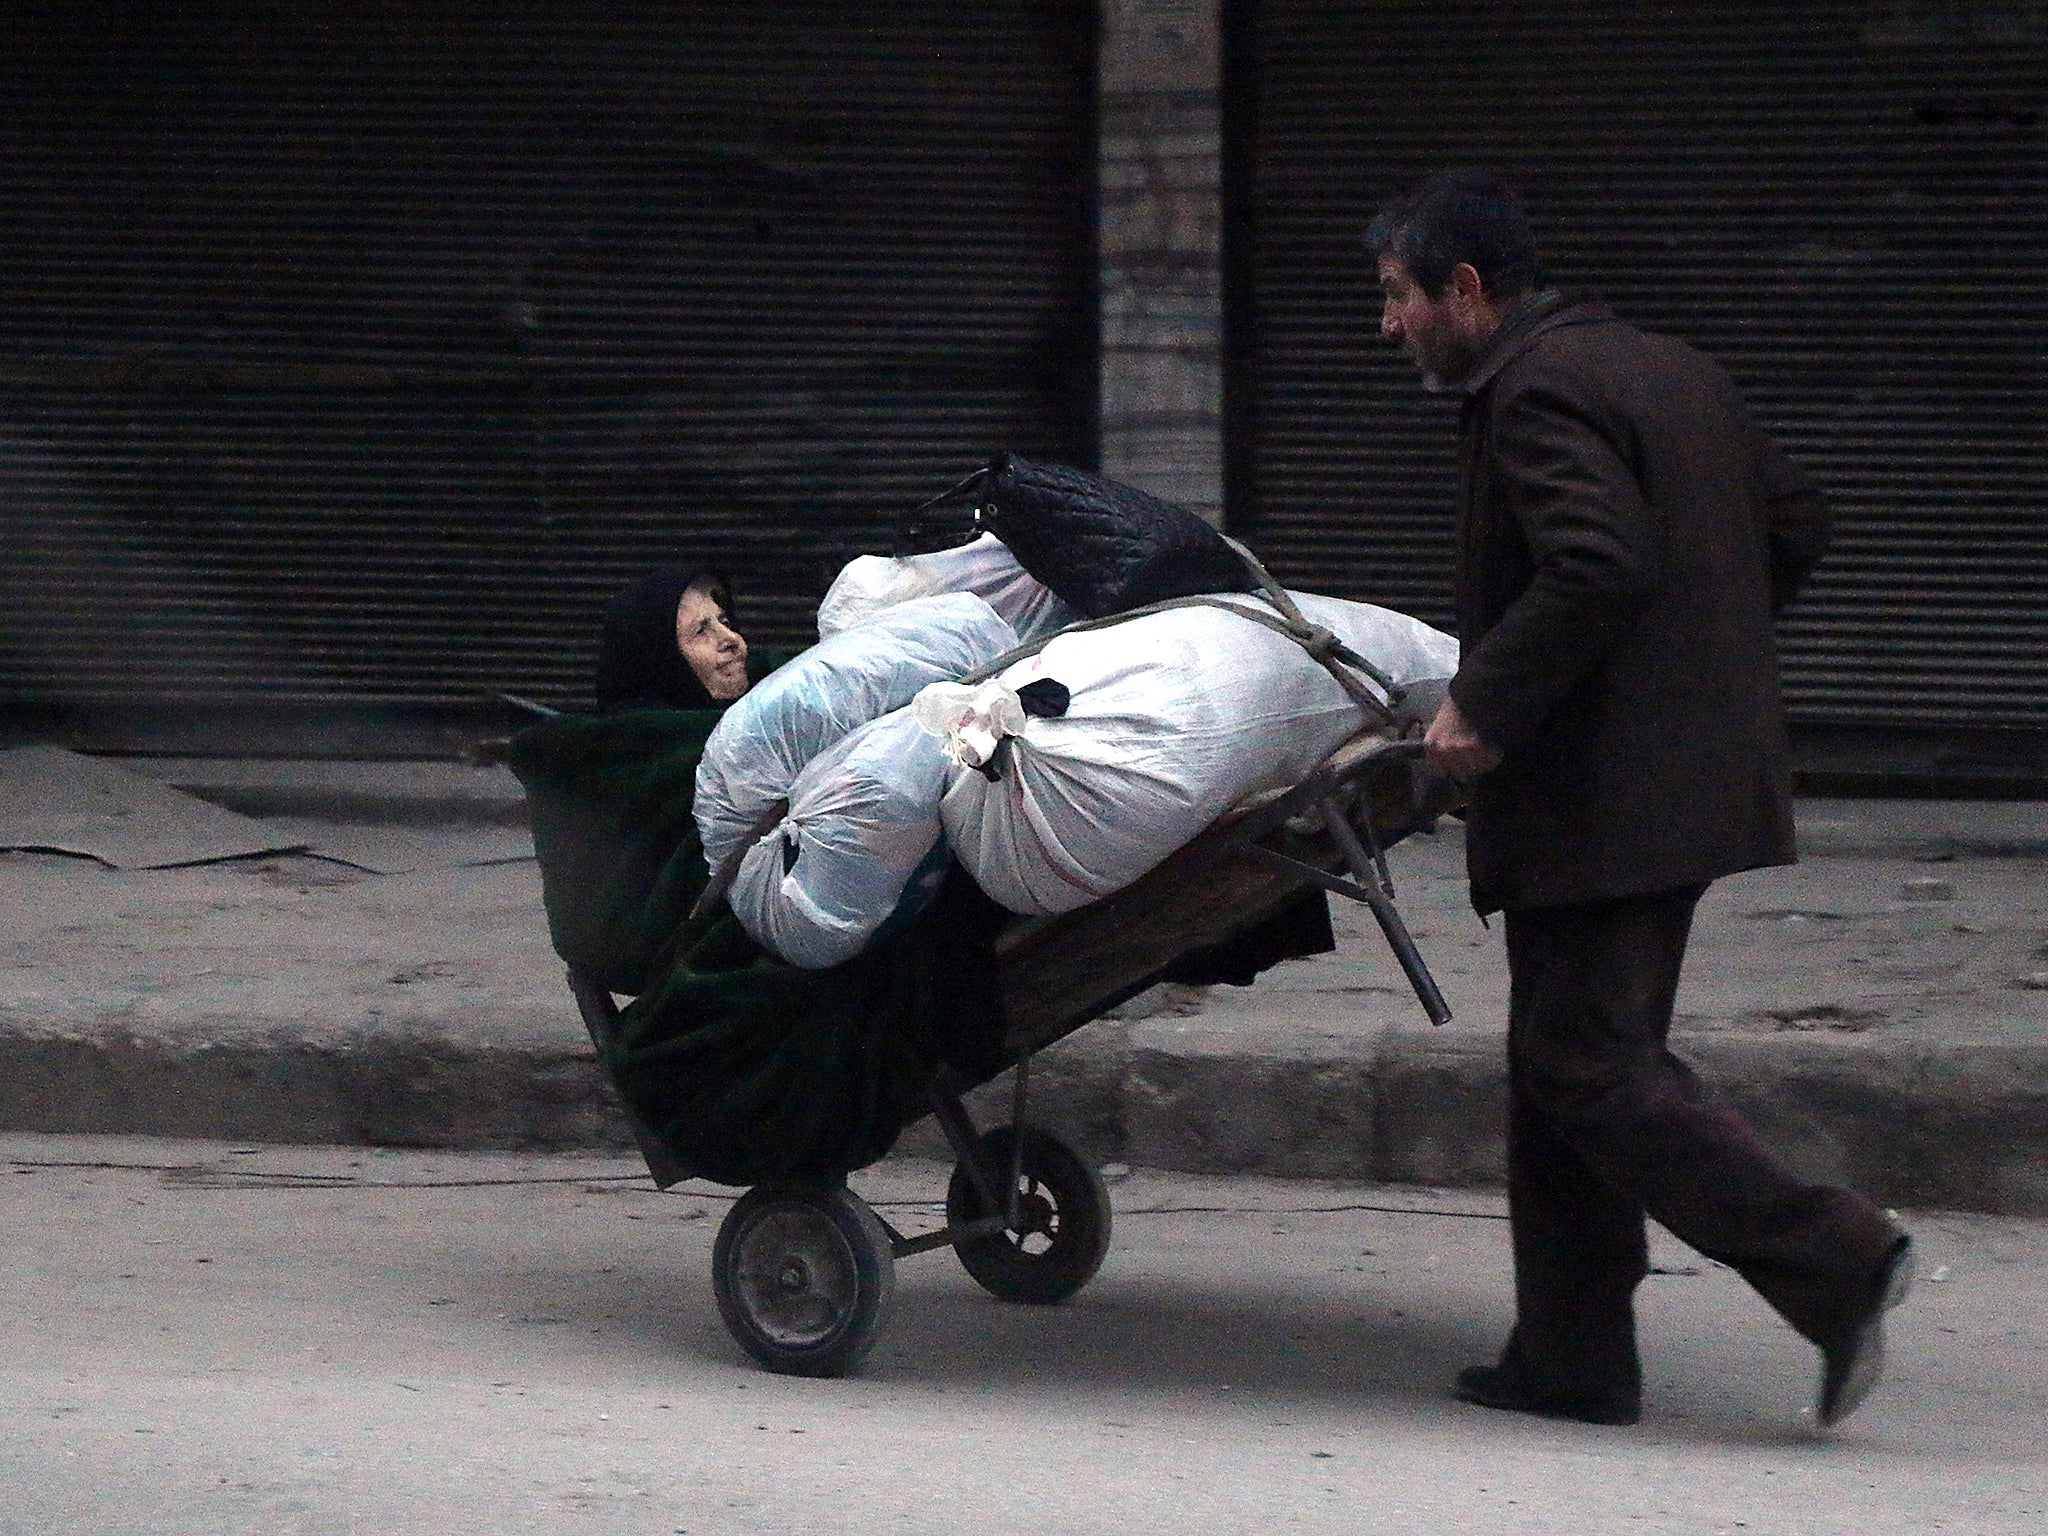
[1228,1,2048,732]
[0,5,1094,714]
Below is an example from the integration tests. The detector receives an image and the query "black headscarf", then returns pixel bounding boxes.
[593,567,737,714]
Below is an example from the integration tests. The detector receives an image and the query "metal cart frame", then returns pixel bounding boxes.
[566,733,1458,1376]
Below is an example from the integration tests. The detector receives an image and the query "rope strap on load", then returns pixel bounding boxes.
[956,537,1402,727]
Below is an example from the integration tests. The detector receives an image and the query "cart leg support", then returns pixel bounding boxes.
[565,967,693,1188]
[1238,824,1454,1027]
[1319,802,1454,1027]
[928,1067,1005,1215]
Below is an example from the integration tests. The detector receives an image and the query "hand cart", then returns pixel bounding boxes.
[565,732,1461,1376]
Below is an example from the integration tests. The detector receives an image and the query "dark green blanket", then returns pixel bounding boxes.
[504,708,1334,1187]
[502,710,1009,1187]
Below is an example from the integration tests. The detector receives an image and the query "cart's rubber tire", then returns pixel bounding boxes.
[712,1182,895,1377]
[947,1126,1111,1305]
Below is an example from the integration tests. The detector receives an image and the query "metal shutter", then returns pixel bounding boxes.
[1225,0,2047,740]
[0,5,1095,727]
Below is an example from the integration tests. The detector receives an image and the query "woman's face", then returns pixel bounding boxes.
[674,584,750,701]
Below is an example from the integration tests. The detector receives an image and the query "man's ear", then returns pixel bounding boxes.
[1448,261,1507,338]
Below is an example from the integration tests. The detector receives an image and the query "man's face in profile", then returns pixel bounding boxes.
[1377,256,1483,390]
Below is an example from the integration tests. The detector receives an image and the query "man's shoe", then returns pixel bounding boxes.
[1452,1363,1640,1426]
[1815,1235,1916,1429]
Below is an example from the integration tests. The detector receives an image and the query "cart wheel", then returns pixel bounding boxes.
[712,1182,895,1377]
[947,1126,1111,1305]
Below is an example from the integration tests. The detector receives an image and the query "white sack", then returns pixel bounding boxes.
[726,707,953,969]
[925,591,1458,915]
[696,591,1016,874]
[817,531,1077,646]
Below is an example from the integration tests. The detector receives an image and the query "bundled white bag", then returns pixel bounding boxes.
[696,591,1017,874]
[816,531,1077,646]
[726,707,953,968]
[921,591,1458,915]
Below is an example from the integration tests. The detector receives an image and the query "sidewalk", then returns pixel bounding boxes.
[1,756,2043,1213]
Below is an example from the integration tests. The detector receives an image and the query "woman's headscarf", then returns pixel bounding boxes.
[593,567,736,714]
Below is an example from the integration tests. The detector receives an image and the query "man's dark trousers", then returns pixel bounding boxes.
[1501,885,1900,1401]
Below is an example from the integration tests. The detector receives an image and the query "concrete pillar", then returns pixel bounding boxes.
[1098,0,1224,525]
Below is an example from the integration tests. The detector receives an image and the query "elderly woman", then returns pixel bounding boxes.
[593,567,750,713]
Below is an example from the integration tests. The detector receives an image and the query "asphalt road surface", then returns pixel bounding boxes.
[3,1134,2042,1535]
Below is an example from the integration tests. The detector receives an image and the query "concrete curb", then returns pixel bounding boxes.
[0,1026,631,1154]
[935,1025,2048,1217]
[5,772,2043,1214]
[8,1011,2042,1217]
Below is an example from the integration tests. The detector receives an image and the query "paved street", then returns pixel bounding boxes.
[4,1135,2043,1535]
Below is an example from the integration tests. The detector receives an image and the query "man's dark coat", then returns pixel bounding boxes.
[1447,295,1831,914]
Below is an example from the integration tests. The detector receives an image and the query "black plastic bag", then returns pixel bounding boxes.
[959,453,1259,618]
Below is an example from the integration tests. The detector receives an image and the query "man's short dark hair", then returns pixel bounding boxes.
[1366,173,1542,299]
